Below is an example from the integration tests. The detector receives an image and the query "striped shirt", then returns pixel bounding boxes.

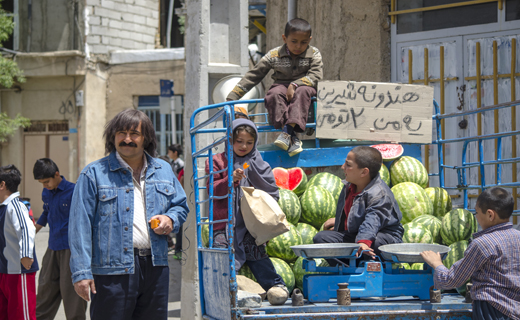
[0,192,38,274]
[116,152,151,249]
[434,222,520,319]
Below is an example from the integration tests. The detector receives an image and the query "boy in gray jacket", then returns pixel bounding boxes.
[227,18,323,157]
[313,146,404,263]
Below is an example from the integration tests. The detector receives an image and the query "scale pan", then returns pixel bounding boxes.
[291,243,361,258]
[379,243,451,263]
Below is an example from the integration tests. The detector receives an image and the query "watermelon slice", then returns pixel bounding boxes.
[272,167,308,196]
[370,144,404,162]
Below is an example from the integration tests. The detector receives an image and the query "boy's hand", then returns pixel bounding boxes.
[233,168,246,182]
[420,250,444,269]
[286,84,296,102]
[20,257,33,270]
[35,224,43,233]
[322,218,335,230]
[356,243,376,259]
[74,279,97,301]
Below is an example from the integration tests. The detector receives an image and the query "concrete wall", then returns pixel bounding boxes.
[18,0,86,52]
[105,59,185,120]
[266,0,391,84]
[86,0,160,55]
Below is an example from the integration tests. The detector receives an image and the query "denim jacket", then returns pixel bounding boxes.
[333,175,404,243]
[69,152,189,284]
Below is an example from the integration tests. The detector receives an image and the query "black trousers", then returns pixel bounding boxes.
[90,254,169,320]
[246,258,285,292]
[473,300,512,320]
[313,230,400,265]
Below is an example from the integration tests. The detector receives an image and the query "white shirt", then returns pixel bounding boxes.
[116,152,151,249]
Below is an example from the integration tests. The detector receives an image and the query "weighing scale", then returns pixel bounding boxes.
[291,243,451,303]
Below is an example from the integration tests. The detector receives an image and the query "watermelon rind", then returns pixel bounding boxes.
[273,167,308,196]
[440,209,478,246]
[370,143,404,162]
[300,185,336,230]
[292,257,325,292]
[443,240,469,269]
[295,223,318,245]
[266,224,302,263]
[307,172,343,203]
[390,156,429,188]
[278,189,301,225]
[238,263,257,282]
[402,222,434,244]
[424,187,452,219]
[379,164,390,186]
[271,257,295,293]
[201,224,209,247]
[412,215,442,244]
[391,182,433,224]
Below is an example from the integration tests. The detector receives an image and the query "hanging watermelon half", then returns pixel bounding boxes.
[273,167,308,196]
[370,144,404,162]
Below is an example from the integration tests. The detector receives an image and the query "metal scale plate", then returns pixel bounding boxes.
[291,243,451,303]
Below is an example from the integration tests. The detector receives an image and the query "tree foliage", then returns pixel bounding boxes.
[0,1,29,142]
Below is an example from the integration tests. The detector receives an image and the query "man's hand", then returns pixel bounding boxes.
[356,243,376,259]
[20,257,33,270]
[420,250,444,269]
[35,224,43,234]
[74,279,96,302]
[322,218,335,231]
[150,215,174,235]
[286,84,296,102]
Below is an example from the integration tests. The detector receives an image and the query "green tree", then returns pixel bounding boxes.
[0,1,29,142]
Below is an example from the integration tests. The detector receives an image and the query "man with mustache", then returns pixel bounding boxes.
[68,109,189,320]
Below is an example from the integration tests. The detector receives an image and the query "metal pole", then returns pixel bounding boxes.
[288,0,297,21]
[167,0,174,48]
[171,96,177,144]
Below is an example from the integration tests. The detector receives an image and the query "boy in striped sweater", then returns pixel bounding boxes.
[0,164,38,320]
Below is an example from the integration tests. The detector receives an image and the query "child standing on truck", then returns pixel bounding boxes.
[226,18,323,157]
[205,119,289,305]
[421,187,520,320]
[313,146,404,262]
[0,165,39,320]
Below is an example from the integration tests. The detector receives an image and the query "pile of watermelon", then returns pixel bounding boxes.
[229,144,477,297]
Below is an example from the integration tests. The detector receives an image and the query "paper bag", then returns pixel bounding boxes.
[240,186,291,246]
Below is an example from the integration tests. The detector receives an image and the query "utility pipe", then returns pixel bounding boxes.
[288,0,297,21]
[166,0,174,48]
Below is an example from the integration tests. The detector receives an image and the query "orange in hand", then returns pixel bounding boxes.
[150,219,160,229]
[243,163,250,169]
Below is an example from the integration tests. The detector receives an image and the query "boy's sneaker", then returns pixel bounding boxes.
[274,132,291,151]
[288,136,303,157]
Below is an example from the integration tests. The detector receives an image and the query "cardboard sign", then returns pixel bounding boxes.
[316,81,434,144]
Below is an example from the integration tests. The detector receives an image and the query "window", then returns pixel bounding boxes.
[1,0,18,50]
[506,0,520,21]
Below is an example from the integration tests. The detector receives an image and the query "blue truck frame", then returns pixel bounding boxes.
[190,98,520,320]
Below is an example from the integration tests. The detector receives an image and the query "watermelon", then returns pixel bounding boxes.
[392,263,410,270]
[456,280,471,297]
[410,263,424,270]
[273,167,308,196]
[424,187,452,218]
[201,224,209,247]
[307,172,343,202]
[402,222,434,244]
[379,164,390,185]
[412,215,442,244]
[370,143,404,162]
[295,223,318,245]
[238,263,257,282]
[271,257,295,293]
[443,240,469,269]
[391,182,433,224]
[440,209,478,246]
[278,189,301,225]
[390,156,429,188]
[266,224,302,262]
[292,257,324,291]
[300,185,336,230]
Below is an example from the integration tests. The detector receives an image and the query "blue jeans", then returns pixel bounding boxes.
[90,253,169,320]
[246,258,285,291]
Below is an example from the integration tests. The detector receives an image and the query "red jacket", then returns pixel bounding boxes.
[205,153,236,230]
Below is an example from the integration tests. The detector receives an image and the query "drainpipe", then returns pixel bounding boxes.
[166,0,174,48]
[27,0,32,51]
[288,0,297,21]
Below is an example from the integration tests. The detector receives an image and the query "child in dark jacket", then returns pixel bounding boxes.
[313,146,404,262]
[227,18,323,157]
[205,119,289,305]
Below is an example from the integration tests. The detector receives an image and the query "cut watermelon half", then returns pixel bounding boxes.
[370,143,404,162]
[272,167,308,196]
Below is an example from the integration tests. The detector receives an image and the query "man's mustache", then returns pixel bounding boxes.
[119,141,138,147]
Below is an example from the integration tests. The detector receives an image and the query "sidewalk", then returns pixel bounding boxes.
[35,227,181,320]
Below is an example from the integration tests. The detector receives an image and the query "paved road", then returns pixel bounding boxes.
[35,226,182,320]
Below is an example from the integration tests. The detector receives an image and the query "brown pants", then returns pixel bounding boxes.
[36,248,87,320]
[264,83,317,132]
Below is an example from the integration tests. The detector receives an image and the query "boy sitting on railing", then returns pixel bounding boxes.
[421,187,520,320]
[226,18,323,157]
